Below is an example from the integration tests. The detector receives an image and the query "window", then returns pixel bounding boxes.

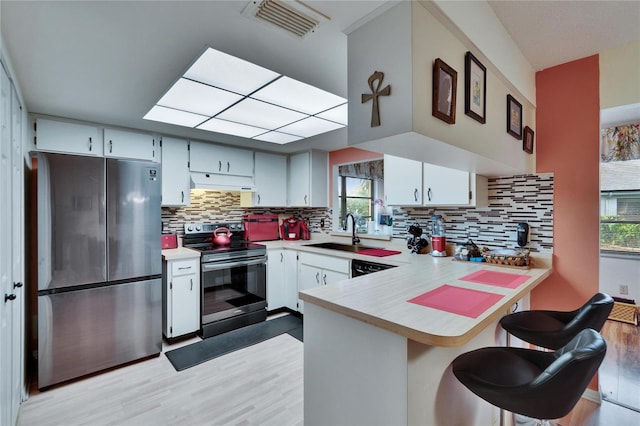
[338,176,373,231]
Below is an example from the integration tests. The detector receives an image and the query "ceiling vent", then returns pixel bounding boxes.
[242,0,330,38]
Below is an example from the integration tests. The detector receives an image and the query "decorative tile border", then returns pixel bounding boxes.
[162,173,553,253]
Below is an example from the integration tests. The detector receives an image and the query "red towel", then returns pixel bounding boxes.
[357,248,402,257]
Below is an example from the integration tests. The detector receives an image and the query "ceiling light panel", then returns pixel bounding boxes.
[157,78,243,116]
[316,103,348,125]
[253,131,303,144]
[184,48,280,95]
[197,118,267,138]
[217,98,307,129]
[278,116,344,138]
[251,76,346,115]
[143,105,208,127]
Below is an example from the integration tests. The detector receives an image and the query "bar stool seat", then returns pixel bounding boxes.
[452,329,606,423]
[499,292,613,350]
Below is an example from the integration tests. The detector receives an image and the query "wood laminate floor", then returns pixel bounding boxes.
[17,319,640,426]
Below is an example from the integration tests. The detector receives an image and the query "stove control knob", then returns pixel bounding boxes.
[187,225,193,232]
[229,224,236,230]
[195,225,202,231]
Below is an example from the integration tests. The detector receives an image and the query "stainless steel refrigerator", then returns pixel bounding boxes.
[36,152,162,389]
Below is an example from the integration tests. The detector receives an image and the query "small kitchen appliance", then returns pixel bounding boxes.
[430,215,447,257]
[517,223,529,247]
[161,233,178,249]
[243,214,279,242]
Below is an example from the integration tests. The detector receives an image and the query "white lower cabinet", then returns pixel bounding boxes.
[266,248,299,312]
[297,252,349,314]
[163,257,200,339]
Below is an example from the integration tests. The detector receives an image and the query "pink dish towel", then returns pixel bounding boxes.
[459,269,531,289]
[407,284,504,318]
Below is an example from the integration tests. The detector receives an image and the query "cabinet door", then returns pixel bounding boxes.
[104,128,157,162]
[384,154,422,205]
[161,137,190,206]
[320,269,349,286]
[170,274,200,337]
[267,249,286,311]
[297,263,321,314]
[254,152,287,206]
[284,250,298,311]
[423,163,470,205]
[190,141,252,176]
[35,118,101,156]
[288,152,311,206]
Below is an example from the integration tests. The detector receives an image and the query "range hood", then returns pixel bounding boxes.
[190,171,255,192]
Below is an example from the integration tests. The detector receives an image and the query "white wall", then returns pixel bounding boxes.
[600,42,640,110]
[600,255,640,302]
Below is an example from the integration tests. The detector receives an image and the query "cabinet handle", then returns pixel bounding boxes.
[315,272,320,284]
[190,278,193,291]
[227,161,230,173]
[178,266,192,270]
[5,294,16,303]
[304,195,308,205]
[280,252,283,262]
[414,188,419,202]
[109,140,113,153]
[218,161,222,172]
[181,191,184,203]
[427,188,432,202]
[13,282,23,288]
[257,194,261,204]
[89,137,92,151]
[322,274,327,285]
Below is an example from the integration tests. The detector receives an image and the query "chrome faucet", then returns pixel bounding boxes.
[344,213,361,245]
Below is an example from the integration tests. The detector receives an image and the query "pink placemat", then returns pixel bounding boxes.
[357,248,402,257]
[459,269,530,289]
[407,284,504,318]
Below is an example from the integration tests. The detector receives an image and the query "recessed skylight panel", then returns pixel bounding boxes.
[157,78,243,116]
[197,118,267,138]
[251,76,346,115]
[316,103,348,125]
[278,116,344,138]
[217,98,307,130]
[143,105,208,128]
[184,47,280,95]
[253,131,303,144]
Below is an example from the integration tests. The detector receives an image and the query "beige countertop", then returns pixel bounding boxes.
[291,235,552,347]
[161,246,201,261]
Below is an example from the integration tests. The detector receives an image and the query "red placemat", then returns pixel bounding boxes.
[357,248,402,257]
[407,284,504,318]
[459,269,530,289]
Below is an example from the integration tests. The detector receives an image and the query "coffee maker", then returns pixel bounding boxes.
[516,223,529,248]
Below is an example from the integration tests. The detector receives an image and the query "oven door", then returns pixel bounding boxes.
[201,255,267,325]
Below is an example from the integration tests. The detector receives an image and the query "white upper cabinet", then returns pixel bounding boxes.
[103,128,158,162]
[161,137,190,207]
[190,141,253,176]
[423,163,470,206]
[383,154,422,205]
[288,150,328,207]
[35,118,101,156]
[252,151,287,207]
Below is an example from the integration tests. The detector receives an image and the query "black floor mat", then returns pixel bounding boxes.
[165,315,303,371]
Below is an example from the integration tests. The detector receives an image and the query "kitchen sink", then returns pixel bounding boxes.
[305,242,377,253]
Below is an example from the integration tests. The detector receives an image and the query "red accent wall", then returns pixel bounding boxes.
[535,55,600,389]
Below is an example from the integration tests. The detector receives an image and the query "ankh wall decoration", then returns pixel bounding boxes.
[361,70,391,127]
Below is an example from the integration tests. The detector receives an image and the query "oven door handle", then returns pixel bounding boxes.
[201,257,267,272]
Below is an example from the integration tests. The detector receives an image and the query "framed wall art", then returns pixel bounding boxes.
[432,58,457,124]
[464,51,486,124]
[506,94,522,139]
[523,126,534,154]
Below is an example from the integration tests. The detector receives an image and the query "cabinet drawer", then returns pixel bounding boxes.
[171,258,199,276]
[298,252,350,274]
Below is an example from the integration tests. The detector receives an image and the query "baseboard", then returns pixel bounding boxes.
[582,387,602,404]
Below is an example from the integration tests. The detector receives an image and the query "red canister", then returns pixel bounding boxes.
[431,236,446,253]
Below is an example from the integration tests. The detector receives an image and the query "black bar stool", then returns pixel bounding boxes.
[452,328,606,425]
[500,292,613,350]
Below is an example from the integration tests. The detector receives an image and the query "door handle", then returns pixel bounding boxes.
[190,278,193,291]
[218,161,222,172]
[88,137,92,151]
[5,294,16,303]
[304,195,308,205]
[227,161,230,173]
[322,274,327,285]
[414,188,419,202]
[280,252,284,262]
[13,282,23,288]
[427,187,432,202]
[257,194,261,204]
[181,191,184,203]
[315,272,320,284]
[109,140,113,153]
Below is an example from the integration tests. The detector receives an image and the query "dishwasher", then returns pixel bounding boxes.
[351,259,397,277]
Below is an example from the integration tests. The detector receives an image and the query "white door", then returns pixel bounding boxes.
[288,152,310,206]
[267,249,286,310]
[254,152,287,206]
[161,137,190,206]
[383,154,422,205]
[171,274,199,337]
[423,163,470,205]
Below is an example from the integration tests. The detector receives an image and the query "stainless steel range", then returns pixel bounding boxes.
[183,222,267,338]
